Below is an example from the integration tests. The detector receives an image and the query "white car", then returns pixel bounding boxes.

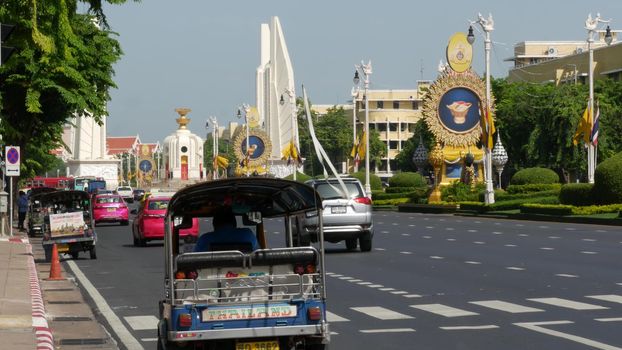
[116,186,134,202]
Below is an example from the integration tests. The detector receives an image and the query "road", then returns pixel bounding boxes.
[68,211,622,350]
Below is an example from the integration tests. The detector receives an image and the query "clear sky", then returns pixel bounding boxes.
[100,0,621,143]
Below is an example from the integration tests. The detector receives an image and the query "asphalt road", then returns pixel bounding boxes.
[69,211,622,350]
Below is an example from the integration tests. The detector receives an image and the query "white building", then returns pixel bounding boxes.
[162,108,204,181]
[62,111,120,190]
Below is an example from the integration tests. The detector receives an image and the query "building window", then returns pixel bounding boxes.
[377,101,384,109]
[412,101,419,110]
[393,101,399,109]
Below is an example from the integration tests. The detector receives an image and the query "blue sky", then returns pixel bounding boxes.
[100,0,622,143]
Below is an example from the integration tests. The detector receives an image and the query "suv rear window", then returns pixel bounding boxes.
[118,187,131,191]
[96,196,122,203]
[315,182,363,200]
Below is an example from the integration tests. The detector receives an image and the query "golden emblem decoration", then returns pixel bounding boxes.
[232,127,272,173]
[422,69,492,147]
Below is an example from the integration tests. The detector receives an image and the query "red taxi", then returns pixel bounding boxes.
[131,194,198,246]
[93,194,129,226]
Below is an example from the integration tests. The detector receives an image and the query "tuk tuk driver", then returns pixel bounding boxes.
[194,210,259,252]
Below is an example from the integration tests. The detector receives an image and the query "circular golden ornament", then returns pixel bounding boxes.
[422,70,493,147]
[232,127,272,166]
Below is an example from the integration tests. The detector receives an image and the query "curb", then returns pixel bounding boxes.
[25,239,55,350]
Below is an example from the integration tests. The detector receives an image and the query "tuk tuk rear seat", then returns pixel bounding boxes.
[173,248,320,304]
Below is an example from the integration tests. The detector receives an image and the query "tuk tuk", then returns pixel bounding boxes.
[158,178,329,350]
[27,187,58,236]
[40,190,97,261]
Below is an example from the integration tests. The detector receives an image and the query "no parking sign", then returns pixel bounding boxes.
[5,146,20,176]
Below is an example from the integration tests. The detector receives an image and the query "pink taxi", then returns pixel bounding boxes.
[93,194,129,226]
[131,194,199,246]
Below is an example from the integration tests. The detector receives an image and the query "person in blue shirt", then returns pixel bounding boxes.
[18,191,29,230]
[194,210,259,252]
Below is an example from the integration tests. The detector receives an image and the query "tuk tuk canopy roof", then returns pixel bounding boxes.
[38,190,90,205]
[167,178,322,218]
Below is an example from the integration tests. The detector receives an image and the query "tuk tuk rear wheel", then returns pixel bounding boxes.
[70,251,79,259]
[345,238,358,251]
[90,247,97,259]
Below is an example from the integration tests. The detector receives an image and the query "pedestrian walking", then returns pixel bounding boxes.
[18,191,29,231]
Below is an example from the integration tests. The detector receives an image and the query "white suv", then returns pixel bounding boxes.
[116,186,134,203]
[297,178,374,252]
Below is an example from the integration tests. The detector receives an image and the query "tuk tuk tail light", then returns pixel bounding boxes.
[178,313,193,327]
[175,271,186,279]
[187,270,198,280]
[307,306,322,321]
[305,264,316,274]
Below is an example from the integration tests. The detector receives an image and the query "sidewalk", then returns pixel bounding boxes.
[0,231,118,350]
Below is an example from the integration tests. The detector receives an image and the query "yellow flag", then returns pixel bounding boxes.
[350,136,359,159]
[281,140,293,160]
[573,102,592,145]
[486,105,496,149]
[357,131,366,160]
[216,155,229,169]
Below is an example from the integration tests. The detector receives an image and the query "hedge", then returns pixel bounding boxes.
[373,198,410,206]
[496,190,560,201]
[386,186,419,194]
[509,167,559,185]
[506,183,562,194]
[350,171,383,191]
[559,183,594,206]
[388,172,428,188]
[459,196,560,212]
[592,152,622,204]
[521,203,622,216]
[374,191,418,200]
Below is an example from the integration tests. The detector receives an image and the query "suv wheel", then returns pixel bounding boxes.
[359,232,372,252]
[345,238,358,251]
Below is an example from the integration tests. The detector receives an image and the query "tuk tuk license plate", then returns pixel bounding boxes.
[331,206,346,214]
[236,340,279,350]
[56,244,69,253]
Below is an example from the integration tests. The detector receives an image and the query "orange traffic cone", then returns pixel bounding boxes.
[47,244,64,280]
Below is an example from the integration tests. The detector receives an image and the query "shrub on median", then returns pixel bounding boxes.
[559,183,594,206]
[509,167,559,185]
[592,152,622,204]
[506,183,562,194]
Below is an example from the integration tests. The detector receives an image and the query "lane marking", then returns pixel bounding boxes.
[514,321,622,350]
[538,226,549,229]
[391,291,408,295]
[425,227,434,230]
[586,295,622,305]
[518,234,529,237]
[582,238,596,242]
[446,228,455,231]
[141,338,157,342]
[348,279,363,283]
[465,261,481,265]
[565,227,576,231]
[468,229,478,233]
[555,274,579,278]
[400,251,413,255]
[440,325,499,330]
[505,244,517,247]
[549,236,560,239]
[469,300,544,313]
[367,284,384,288]
[351,307,414,320]
[124,315,158,331]
[540,247,555,251]
[410,304,478,317]
[528,298,609,310]
[379,288,395,291]
[473,241,485,244]
[331,274,343,277]
[492,232,503,235]
[65,260,144,350]
[403,294,422,298]
[515,224,524,227]
[447,238,456,241]
[595,317,622,322]
[326,311,349,322]
[338,276,353,280]
[581,251,598,255]
[422,235,431,239]
[430,256,444,259]
[506,267,525,271]
[358,282,372,285]
[401,233,411,236]
[374,248,386,251]
[360,328,416,334]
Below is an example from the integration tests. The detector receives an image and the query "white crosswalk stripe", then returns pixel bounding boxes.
[351,306,414,320]
[586,295,622,305]
[326,311,349,322]
[469,300,544,313]
[410,304,478,317]
[124,315,158,331]
[527,298,609,310]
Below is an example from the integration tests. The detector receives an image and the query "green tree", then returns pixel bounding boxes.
[0,1,127,183]
[394,119,434,172]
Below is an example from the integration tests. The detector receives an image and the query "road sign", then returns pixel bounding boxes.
[5,146,20,176]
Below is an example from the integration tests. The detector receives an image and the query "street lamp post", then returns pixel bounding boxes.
[206,117,219,180]
[585,13,612,184]
[351,86,360,172]
[468,13,495,204]
[353,61,372,199]
[237,104,250,177]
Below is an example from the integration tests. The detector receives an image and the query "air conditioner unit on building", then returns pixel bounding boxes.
[575,47,584,54]
[547,47,558,56]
